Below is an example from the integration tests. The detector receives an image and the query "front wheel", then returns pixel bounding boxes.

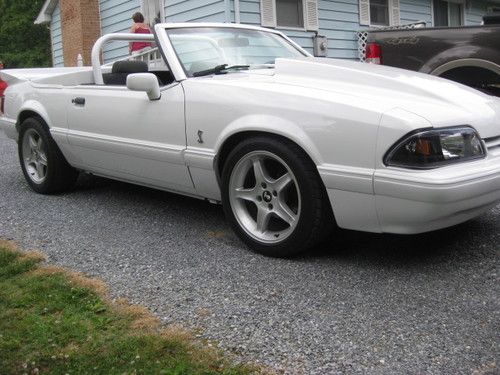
[221,136,333,257]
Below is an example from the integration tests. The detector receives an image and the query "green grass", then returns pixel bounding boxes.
[0,242,259,375]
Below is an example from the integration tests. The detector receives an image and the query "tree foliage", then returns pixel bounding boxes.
[0,0,51,68]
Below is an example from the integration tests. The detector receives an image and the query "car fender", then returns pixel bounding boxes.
[214,113,324,166]
[17,100,53,131]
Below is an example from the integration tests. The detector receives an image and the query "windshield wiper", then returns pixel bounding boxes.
[192,64,250,77]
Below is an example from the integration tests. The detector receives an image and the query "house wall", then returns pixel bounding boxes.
[99,0,140,62]
[48,0,492,65]
[465,0,493,25]
[165,0,227,23]
[97,0,227,63]
[235,0,489,60]
[51,3,64,67]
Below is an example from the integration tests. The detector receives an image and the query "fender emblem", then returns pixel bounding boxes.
[197,130,204,144]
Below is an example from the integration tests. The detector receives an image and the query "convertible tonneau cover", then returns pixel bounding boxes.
[0,67,92,85]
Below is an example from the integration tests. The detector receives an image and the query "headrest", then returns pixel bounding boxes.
[112,60,148,74]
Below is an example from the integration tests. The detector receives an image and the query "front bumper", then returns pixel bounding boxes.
[373,156,500,233]
[0,116,18,141]
[319,155,500,234]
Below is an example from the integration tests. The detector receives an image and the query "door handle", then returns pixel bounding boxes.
[71,97,85,106]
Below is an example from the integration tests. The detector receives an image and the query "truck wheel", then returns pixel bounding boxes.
[18,117,78,194]
[221,136,332,257]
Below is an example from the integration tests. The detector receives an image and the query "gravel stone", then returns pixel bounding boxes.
[0,130,499,374]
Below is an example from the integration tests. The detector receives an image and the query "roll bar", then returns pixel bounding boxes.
[91,33,155,85]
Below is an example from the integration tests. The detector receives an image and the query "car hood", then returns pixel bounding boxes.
[271,58,500,138]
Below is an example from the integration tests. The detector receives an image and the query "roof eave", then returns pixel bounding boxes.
[35,0,58,24]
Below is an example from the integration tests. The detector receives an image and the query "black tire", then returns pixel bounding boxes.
[221,136,334,257]
[18,117,78,194]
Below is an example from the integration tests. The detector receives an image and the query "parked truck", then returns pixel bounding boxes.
[365,13,500,95]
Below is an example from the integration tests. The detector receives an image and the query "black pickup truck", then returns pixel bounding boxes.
[365,13,500,95]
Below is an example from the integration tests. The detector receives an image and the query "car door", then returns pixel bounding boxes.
[66,82,194,193]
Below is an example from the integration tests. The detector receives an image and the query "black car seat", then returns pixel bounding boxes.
[102,60,148,85]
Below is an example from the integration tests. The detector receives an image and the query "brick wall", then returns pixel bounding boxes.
[60,0,101,66]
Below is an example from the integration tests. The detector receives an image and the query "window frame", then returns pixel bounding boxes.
[260,0,319,32]
[431,0,465,27]
[369,0,391,27]
[358,0,400,28]
[275,0,308,31]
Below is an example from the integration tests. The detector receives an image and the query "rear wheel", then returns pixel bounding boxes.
[18,117,78,194]
[221,136,333,257]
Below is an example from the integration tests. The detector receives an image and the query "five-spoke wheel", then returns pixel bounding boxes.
[222,136,332,257]
[22,128,48,184]
[229,151,301,243]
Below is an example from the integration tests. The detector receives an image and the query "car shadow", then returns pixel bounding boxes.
[74,174,498,267]
[306,217,497,267]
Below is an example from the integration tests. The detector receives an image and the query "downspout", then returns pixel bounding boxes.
[234,0,240,23]
[224,0,231,23]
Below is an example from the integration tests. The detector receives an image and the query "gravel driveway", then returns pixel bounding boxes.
[0,129,498,374]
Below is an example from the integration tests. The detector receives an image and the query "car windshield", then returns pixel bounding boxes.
[166,27,307,77]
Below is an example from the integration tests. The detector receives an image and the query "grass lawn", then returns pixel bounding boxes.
[0,241,259,375]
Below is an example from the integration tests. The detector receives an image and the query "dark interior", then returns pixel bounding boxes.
[102,60,175,86]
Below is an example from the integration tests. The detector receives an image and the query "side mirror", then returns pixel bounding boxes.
[126,73,161,101]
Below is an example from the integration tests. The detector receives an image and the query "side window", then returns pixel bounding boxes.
[261,0,319,31]
[433,0,464,27]
[141,0,165,27]
[359,0,400,26]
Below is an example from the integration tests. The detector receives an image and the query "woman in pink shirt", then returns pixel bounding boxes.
[129,12,152,54]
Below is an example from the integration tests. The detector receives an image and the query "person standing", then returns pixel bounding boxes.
[129,12,152,55]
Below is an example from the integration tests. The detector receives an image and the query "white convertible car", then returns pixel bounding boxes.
[1,24,499,256]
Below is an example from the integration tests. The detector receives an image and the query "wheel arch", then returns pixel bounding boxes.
[430,58,500,78]
[214,129,323,188]
[16,101,52,133]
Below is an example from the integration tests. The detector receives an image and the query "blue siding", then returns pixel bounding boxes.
[99,0,140,63]
[46,0,494,66]
[165,0,227,22]
[235,0,490,60]
[51,3,64,67]
[234,0,360,58]
[465,0,489,25]
[400,0,431,25]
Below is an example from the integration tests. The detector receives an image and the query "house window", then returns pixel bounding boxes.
[141,0,164,26]
[433,0,464,27]
[260,0,319,31]
[276,0,304,28]
[358,0,400,27]
[370,0,390,26]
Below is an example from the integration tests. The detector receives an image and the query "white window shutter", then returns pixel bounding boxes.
[305,0,319,31]
[390,0,401,26]
[359,0,370,26]
[261,0,277,27]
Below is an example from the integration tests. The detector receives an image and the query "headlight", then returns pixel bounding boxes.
[384,126,485,169]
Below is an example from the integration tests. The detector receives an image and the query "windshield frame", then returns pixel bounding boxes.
[154,23,311,81]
